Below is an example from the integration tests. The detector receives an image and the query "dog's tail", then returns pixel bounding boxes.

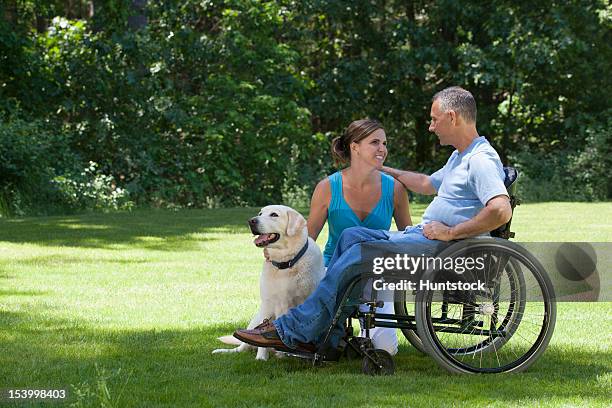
[218,335,241,346]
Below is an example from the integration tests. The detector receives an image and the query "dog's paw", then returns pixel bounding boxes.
[274,350,287,359]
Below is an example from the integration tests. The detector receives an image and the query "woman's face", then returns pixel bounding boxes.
[351,129,387,168]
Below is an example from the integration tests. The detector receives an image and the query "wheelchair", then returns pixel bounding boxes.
[287,167,557,375]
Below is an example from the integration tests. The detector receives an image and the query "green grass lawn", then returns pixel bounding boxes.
[1,203,611,407]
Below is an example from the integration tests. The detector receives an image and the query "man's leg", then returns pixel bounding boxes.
[235,227,449,351]
[272,227,390,349]
[358,226,451,354]
[274,227,449,349]
[316,227,449,350]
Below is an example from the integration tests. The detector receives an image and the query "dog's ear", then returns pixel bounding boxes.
[286,209,306,236]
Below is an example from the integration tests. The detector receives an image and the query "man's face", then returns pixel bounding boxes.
[428,100,453,145]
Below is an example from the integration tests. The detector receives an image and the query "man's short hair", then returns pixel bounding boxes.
[433,86,477,124]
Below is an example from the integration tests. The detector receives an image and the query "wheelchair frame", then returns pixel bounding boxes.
[286,167,557,375]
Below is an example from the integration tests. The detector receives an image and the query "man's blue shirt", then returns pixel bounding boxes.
[420,136,507,228]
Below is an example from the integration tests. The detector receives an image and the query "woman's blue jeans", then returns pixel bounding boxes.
[273,225,447,349]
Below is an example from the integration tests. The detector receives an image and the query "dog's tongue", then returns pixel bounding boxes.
[254,234,272,245]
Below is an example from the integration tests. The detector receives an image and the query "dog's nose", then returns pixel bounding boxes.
[248,217,258,226]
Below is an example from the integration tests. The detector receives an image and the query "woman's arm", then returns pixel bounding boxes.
[307,178,331,241]
[392,179,412,231]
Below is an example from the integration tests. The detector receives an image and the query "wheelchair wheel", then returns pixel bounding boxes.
[362,349,395,375]
[443,256,526,355]
[393,293,427,354]
[415,239,556,373]
[403,327,426,355]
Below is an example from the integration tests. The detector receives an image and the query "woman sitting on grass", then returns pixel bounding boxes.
[306,118,412,355]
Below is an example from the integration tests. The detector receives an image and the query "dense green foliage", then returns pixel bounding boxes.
[1,0,610,215]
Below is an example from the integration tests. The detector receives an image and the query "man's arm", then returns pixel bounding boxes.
[381,166,437,195]
[423,195,512,241]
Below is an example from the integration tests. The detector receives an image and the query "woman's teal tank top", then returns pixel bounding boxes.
[323,171,395,266]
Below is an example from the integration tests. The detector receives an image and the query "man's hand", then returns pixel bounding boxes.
[423,221,454,241]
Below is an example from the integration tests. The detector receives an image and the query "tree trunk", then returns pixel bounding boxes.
[87,1,94,19]
[3,0,17,25]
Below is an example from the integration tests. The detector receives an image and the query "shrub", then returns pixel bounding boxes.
[0,117,65,215]
[52,162,133,212]
[0,117,133,216]
[513,118,611,202]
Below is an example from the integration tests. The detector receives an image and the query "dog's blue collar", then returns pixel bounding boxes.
[271,241,309,270]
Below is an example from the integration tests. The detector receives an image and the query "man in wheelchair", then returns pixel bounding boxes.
[235,86,513,358]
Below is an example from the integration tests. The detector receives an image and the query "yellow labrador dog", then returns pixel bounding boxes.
[213,205,324,360]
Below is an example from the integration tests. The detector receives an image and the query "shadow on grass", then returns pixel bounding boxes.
[0,205,425,252]
[1,309,610,407]
[7,255,153,267]
[0,289,49,297]
[0,208,263,251]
